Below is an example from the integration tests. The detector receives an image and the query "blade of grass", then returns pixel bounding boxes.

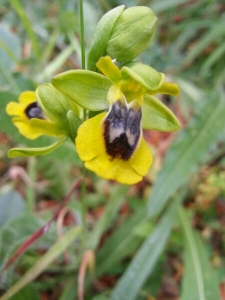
[0,61,21,93]
[0,226,81,300]
[10,0,40,60]
[36,44,78,82]
[87,185,127,250]
[179,207,220,300]
[111,192,184,300]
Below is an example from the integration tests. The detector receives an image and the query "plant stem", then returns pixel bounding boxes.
[26,157,36,211]
[79,0,85,70]
[79,0,87,249]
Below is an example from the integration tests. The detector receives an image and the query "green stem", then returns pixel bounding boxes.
[79,0,87,249]
[79,0,86,70]
[26,157,36,211]
[81,167,87,249]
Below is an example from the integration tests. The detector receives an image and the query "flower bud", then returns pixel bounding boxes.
[106,6,157,62]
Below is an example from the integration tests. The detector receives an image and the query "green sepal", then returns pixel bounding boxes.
[36,84,78,134]
[87,5,125,71]
[8,136,67,158]
[106,6,157,62]
[51,70,111,111]
[30,119,67,137]
[121,61,165,92]
[142,95,181,132]
[67,110,82,141]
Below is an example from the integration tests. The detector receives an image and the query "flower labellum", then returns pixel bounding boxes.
[103,96,142,161]
[76,88,152,185]
[24,102,44,119]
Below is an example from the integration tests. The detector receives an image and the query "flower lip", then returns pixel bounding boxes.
[103,99,142,161]
[24,102,44,119]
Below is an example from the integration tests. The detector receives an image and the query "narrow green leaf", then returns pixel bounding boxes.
[36,44,78,82]
[10,0,40,60]
[87,5,125,71]
[150,0,190,13]
[111,195,182,300]
[10,284,41,300]
[147,89,225,217]
[51,70,111,111]
[183,23,225,66]
[201,42,225,73]
[87,186,127,250]
[0,189,25,227]
[142,95,180,131]
[179,208,220,300]
[0,226,81,300]
[96,208,146,277]
[8,137,67,158]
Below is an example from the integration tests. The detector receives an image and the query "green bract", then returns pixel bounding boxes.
[51,70,111,111]
[87,6,157,70]
[88,5,125,71]
[142,95,180,131]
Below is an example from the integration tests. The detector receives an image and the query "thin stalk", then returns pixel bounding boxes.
[26,157,36,211]
[79,0,87,249]
[79,0,86,70]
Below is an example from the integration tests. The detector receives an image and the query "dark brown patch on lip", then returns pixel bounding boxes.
[25,102,44,119]
[103,100,142,161]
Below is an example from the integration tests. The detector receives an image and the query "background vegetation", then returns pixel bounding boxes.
[0,0,225,299]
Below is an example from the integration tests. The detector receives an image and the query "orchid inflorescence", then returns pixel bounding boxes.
[6,5,180,184]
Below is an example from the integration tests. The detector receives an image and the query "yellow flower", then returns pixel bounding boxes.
[76,88,152,185]
[6,91,45,140]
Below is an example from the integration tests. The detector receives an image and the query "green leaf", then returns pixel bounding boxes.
[0,189,25,227]
[51,70,111,111]
[66,110,82,141]
[8,137,67,158]
[9,284,41,300]
[147,89,225,218]
[0,226,81,300]
[106,7,157,62]
[179,208,220,300]
[111,195,182,300]
[142,95,180,131]
[87,5,125,71]
[0,213,57,272]
[121,61,165,92]
[96,208,146,277]
[9,0,40,60]
[87,186,127,250]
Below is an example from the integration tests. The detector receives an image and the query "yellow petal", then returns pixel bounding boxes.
[85,156,143,185]
[76,112,107,161]
[19,91,36,105]
[13,118,42,140]
[129,138,152,177]
[6,102,26,117]
[76,112,152,185]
